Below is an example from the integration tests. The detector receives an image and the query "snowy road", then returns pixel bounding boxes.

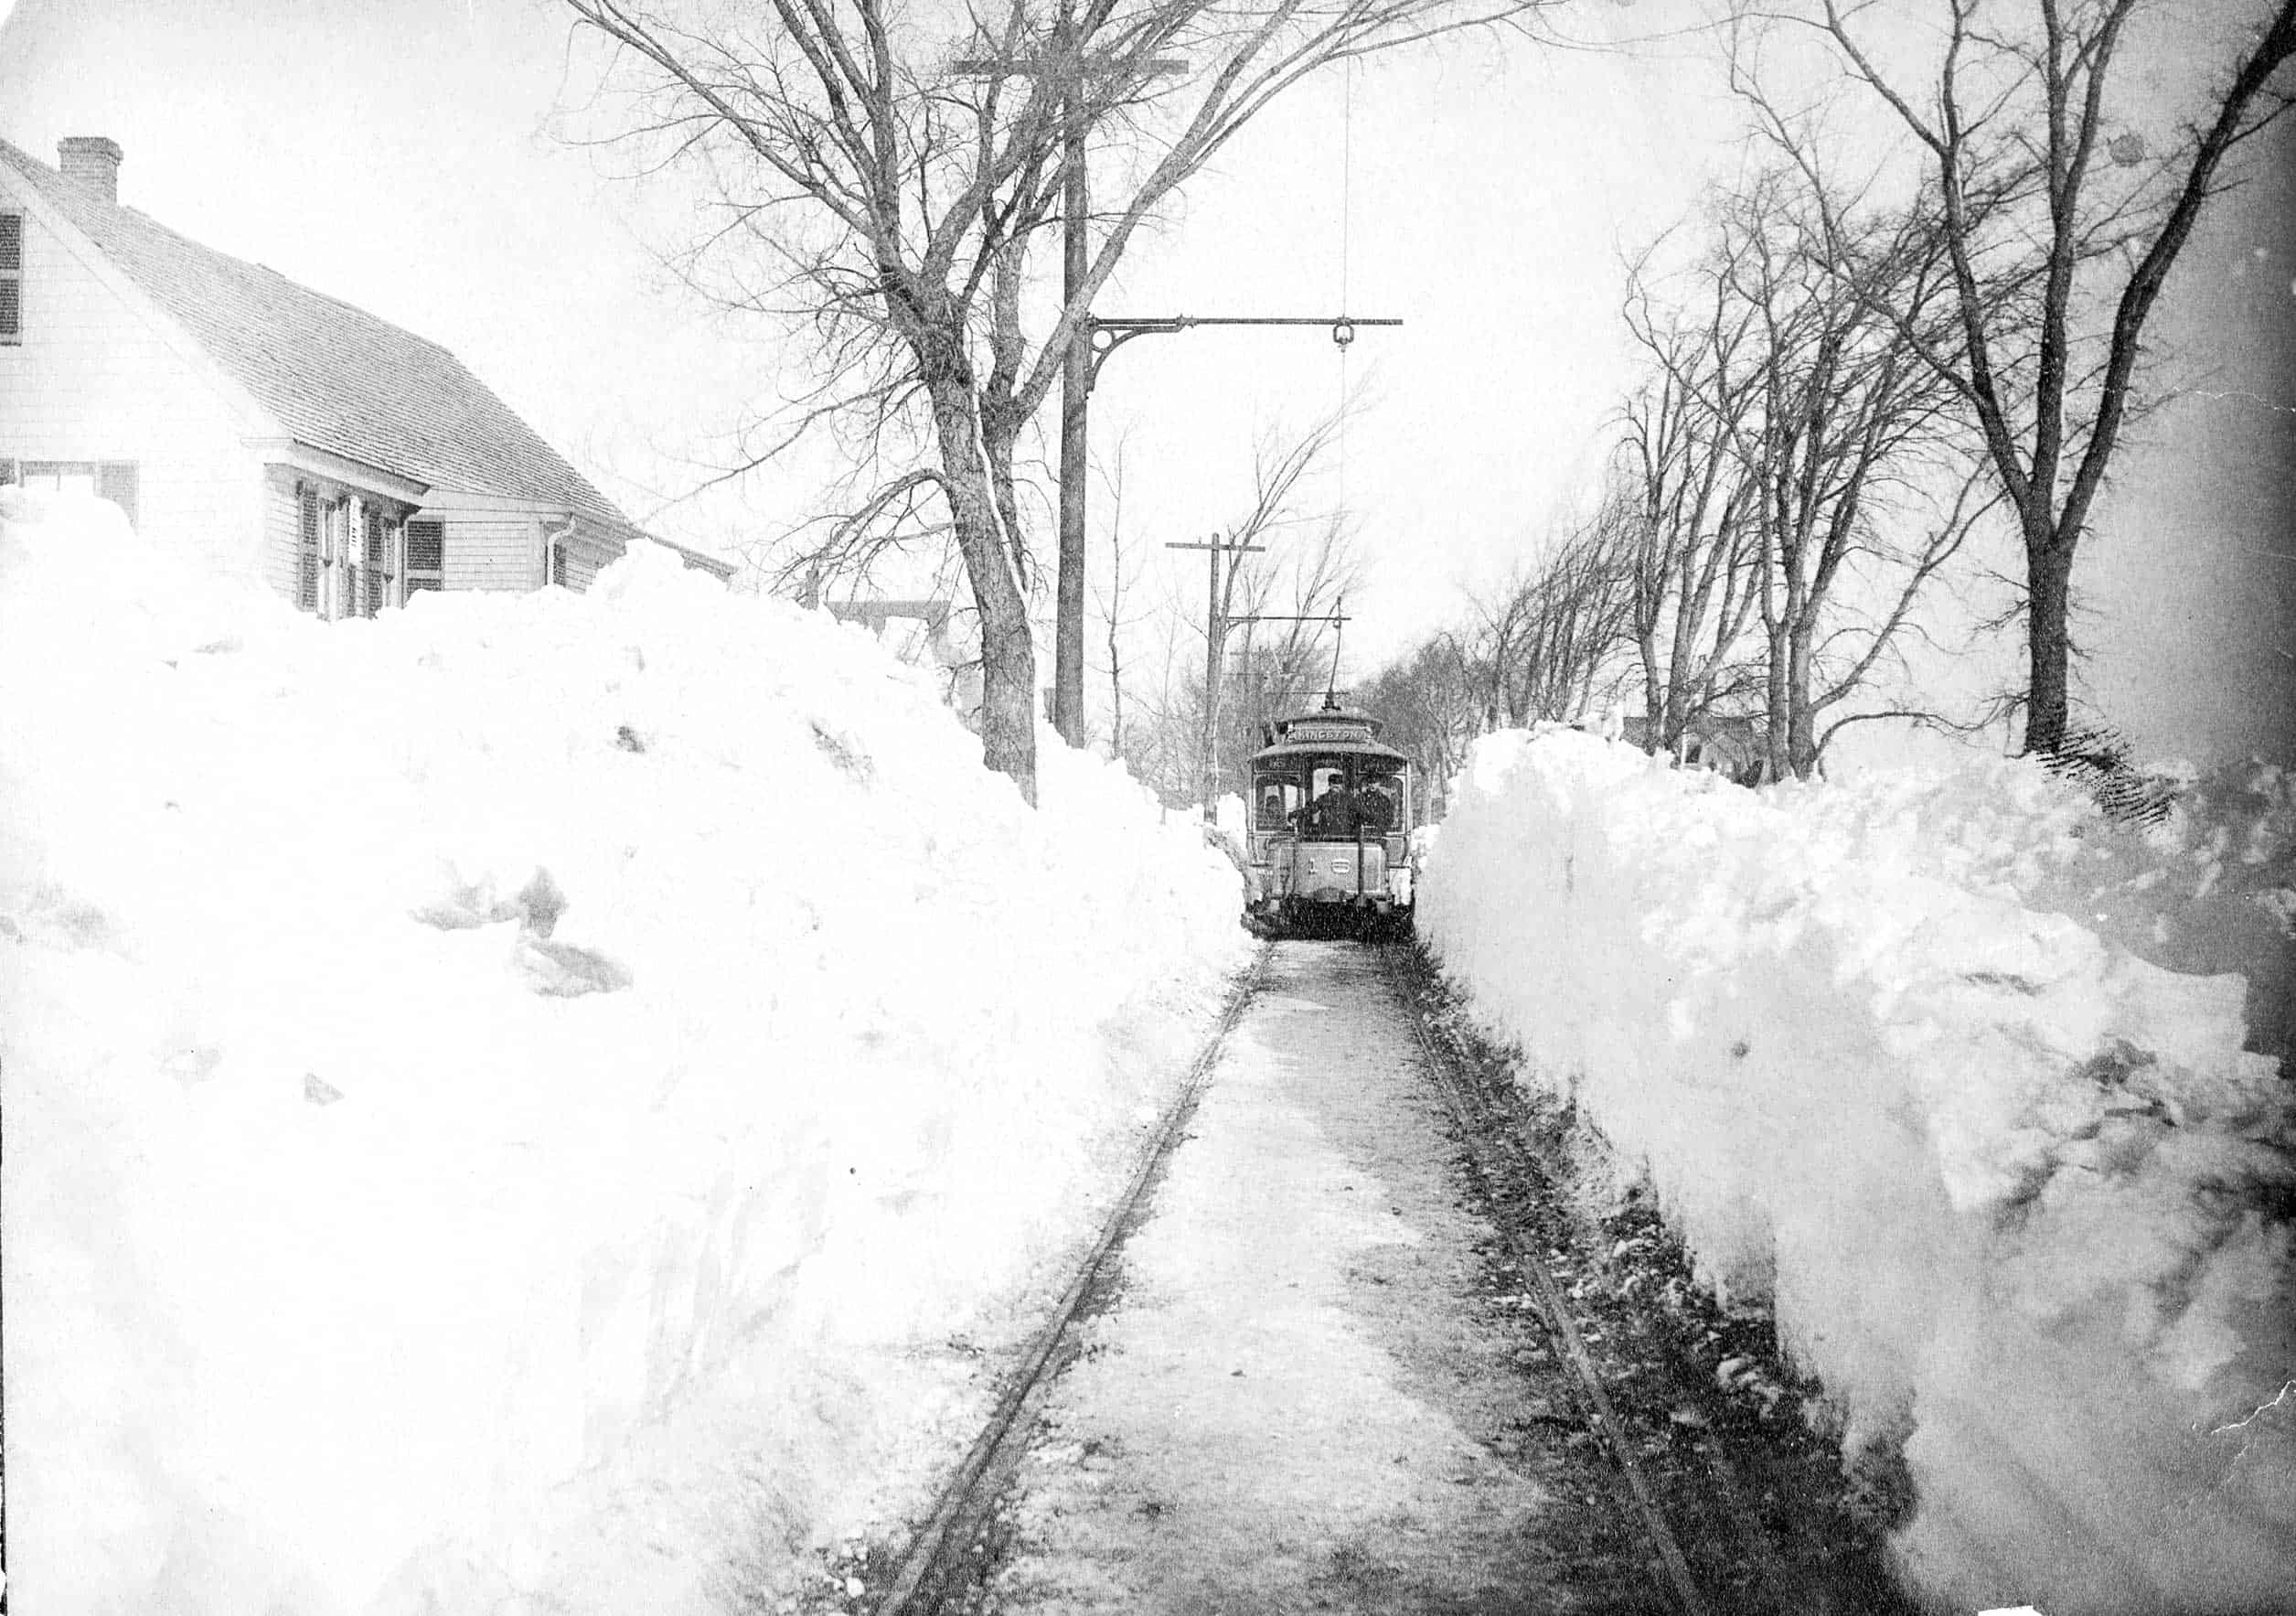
[979,941,1635,1614]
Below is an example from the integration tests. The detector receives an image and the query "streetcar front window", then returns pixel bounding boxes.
[1254,776,1301,831]
[1355,768,1401,833]
[1294,761,1353,838]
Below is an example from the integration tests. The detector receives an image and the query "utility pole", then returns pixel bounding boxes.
[951,53,1398,754]
[1056,314,1401,752]
[952,44,1183,754]
[1166,530,1265,819]
[1054,62,1092,756]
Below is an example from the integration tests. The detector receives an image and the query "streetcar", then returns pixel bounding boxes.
[1241,698,1416,939]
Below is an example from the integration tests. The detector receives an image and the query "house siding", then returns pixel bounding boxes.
[552,529,625,594]
[0,182,263,572]
[560,547,602,593]
[427,512,539,593]
[260,466,301,600]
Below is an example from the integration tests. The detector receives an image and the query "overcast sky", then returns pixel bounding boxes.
[3,0,2289,763]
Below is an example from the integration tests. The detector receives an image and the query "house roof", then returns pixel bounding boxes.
[639,531,739,582]
[0,136,627,525]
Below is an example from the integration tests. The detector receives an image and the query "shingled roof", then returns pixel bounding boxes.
[0,136,628,525]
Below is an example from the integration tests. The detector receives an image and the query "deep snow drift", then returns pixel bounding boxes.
[0,489,1252,1614]
[1423,728,2295,1614]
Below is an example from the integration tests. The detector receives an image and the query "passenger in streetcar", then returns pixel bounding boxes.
[1355,776,1395,834]
[1297,773,1355,838]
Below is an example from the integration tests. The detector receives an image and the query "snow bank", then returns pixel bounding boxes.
[1422,728,2296,1615]
[0,489,1251,1614]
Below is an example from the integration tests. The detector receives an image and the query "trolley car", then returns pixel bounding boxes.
[1241,698,1416,939]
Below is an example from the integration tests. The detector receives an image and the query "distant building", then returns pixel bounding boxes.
[0,134,732,616]
[1619,711,1772,786]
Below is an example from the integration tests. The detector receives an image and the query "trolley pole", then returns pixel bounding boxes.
[1167,531,1264,821]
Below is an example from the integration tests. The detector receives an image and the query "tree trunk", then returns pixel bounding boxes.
[982,420,1029,596]
[1637,625,1664,749]
[1786,620,1818,779]
[2024,534,2075,755]
[1762,615,1791,783]
[920,352,1040,804]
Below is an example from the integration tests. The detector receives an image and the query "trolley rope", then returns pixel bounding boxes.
[870,946,1268,1616]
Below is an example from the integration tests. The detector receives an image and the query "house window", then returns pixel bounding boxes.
[17,460,138,528]
[549,540,569,589]
[1,213,21,345]
[404,520,444,594]
[363,507,394,616]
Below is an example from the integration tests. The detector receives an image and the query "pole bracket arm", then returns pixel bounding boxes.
[1084,314,1400,391]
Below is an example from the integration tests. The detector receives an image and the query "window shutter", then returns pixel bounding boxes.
[96,462,138,529]
[296,482,319,611]
[0,213,21,344]
[404,519,444,593]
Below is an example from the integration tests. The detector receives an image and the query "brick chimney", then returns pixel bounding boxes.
[58,136,123,203]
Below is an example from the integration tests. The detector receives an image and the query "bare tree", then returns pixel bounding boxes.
[1089,433,1153,757]
[1115,603,1200,804]
[561,0,1553,801]
[1614,152,2016,779]
[1619,262,1768,752]
[1205,414,1362,800]
[1771,0,2296,754]
[1361,630,1480,818]
[1223,511,1362,754]
[1715,166,1995,777]
[1095,412,1356,806]
[1471,504,1641,727]
[1175,411,1350,803]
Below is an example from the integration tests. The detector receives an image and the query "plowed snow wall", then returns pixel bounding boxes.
[1421,728,2293,1615]
[1,489,1252,1615]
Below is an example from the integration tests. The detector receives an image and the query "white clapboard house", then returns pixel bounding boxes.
[0,134,730,614]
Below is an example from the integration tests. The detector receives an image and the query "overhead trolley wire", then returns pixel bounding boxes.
[1336,55,1355,516]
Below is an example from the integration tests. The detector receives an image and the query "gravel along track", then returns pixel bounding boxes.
[869,940,1914,1616]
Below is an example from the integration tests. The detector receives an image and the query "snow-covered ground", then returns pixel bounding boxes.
[0,490,1252,1614]
[1422,728,2296,1614]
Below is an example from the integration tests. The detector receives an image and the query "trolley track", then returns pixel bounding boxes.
[1383,943,1916,1616]
[867,947,1268,1616]
[1391,947,1753,1615]
[861,939,1910,1616]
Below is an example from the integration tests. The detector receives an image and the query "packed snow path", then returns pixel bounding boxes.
[893,940,1902,1616]
[984,939,1567,1612]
